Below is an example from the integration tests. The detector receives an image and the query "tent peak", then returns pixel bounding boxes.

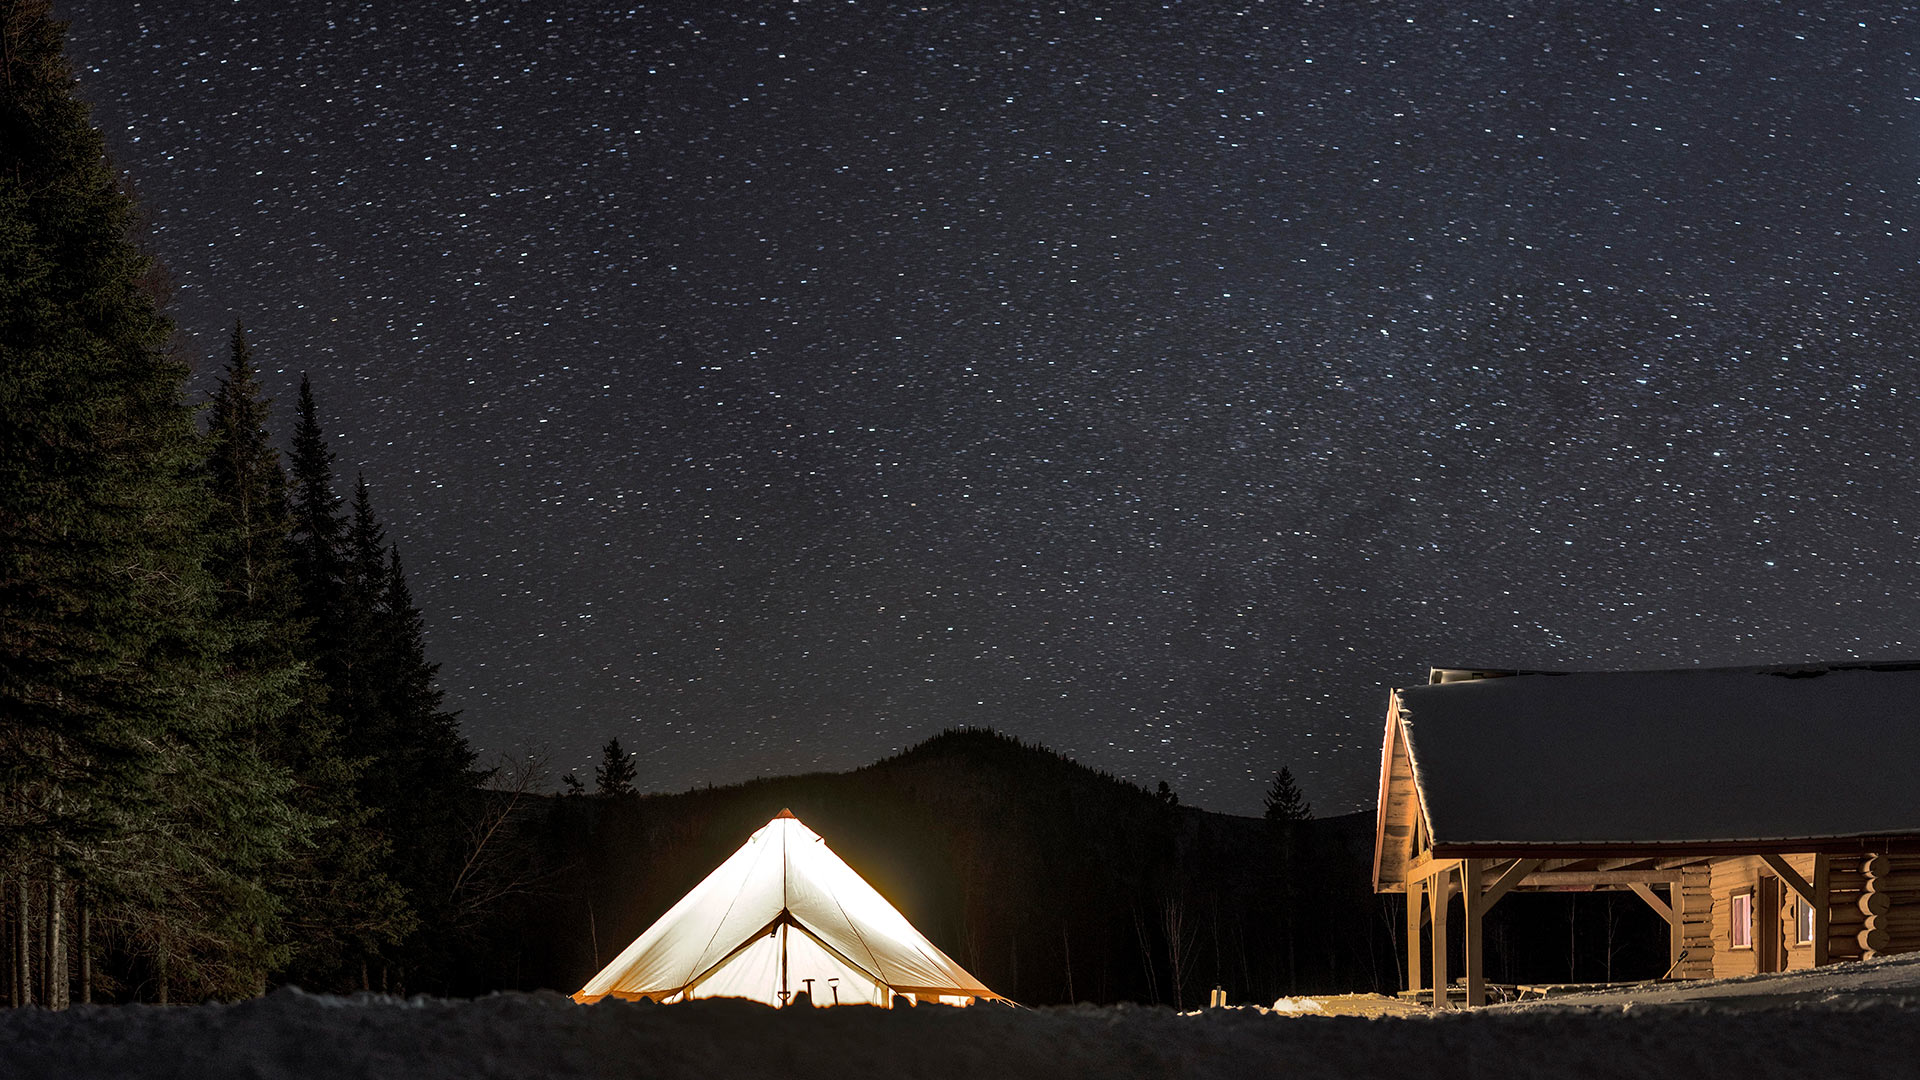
[774,808,796,819]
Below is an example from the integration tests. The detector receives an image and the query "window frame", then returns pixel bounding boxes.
[1730,890,1754,950]
[1794,895,1815,946]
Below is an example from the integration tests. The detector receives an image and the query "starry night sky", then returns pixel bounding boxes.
[55,1,1920,815]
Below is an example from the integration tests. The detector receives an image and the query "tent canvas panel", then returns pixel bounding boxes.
[780,825,995,997]
[579,826,782,999]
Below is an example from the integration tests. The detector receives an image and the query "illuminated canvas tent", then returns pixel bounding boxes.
[574,810,1004,1008]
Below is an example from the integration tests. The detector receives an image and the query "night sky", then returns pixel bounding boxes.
[55,1,1920,815]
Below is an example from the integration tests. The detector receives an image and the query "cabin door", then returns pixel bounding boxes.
[1755,876,1783,973]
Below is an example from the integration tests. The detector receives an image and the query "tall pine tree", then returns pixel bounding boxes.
[373,543,481,989]
[1,2,298,1002]
[203,325,410,990]
[594,739,636,796]
[283,383,478,992]
[1263,768,1312,823]
[288,374,346,665]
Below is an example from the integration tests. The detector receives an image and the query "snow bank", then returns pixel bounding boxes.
[8,958,1920,1080]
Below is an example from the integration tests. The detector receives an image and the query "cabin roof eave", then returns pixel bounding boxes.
[1425,833,1920,859]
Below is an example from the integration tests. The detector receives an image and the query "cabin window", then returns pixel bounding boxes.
[1795,897,1815,945]
[1730,891,1753,949]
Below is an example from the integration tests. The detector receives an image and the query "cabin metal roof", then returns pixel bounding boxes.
[1373,663,1920,889]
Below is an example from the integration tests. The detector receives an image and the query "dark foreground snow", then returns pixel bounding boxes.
[9,955,1920,1080]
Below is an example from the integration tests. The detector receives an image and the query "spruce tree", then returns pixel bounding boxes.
[374,544,480,989]
[336,476,388,748]
[1263,766,1311,993]
[0,3,291,1001]
[288,375,346,658]
[1263,768,1313,823]
[283,399,478,991]
[594,739,636,796]
[0,0,184,884]
[204,325,410,989]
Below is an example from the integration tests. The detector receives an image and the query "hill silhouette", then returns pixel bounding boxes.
[454,729,1667,1004]
[462,730,1393,1005]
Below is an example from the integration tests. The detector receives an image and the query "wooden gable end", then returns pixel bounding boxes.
[1372,691,1424,893]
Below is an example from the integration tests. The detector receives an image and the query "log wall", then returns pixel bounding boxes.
[1709,857,1764,979]
[1705,852,1920,977]
[1676,864,1714,979]
[1826,853,1868,964]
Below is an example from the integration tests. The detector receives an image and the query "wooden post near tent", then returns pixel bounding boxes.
[1462,859,1484,1007]
[1456,858,1546,1007]
[1404,877,1424,995]
[1430,867,1450,1009]
[1811,854,1831,967]
[1670,881,1685,970]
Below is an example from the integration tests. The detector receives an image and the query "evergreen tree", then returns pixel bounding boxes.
[373,543,481,989]
[203,325,410,990]
[0,0,183,887]
[1263,768,1313,823]
[0,5,294,1001]
[334,475,388,748]
[282,390,476,990]
[1155,781,1179,807]
[1263,767,1312,993]
[287,374,345,656]
[594,739,636,796]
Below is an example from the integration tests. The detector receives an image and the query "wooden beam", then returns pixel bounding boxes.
[1405,853,1461,884]
[1480,859,1545,909]
[1668,880,1685,970]
[1405,877,1424,992]
[1513,871,1682,888]
[1761,854,1816,906]
[1628,882,1674,924]
[1812,854,1830,967]
[1430,864,1450,1010]
[1463,859,1485,1008]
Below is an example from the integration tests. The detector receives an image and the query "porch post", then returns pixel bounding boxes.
[1669,880,1685,972]
[1812,854,1830,966]
[1462,859,1485,1007]
[1405,877,1424,993]
[1430,867,1450,1009]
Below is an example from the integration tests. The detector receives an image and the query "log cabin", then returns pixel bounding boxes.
[1372,662,1920,1007]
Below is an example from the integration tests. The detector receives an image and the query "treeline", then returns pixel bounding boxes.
[1,2,480,1005]
[484,729,1403,1005]
[480,728,1671,1006]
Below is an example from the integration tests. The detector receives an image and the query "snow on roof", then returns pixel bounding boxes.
[1398,665,1920,847]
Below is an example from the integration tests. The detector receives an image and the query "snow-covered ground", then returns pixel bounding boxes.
[7,955,1920,1079]
[1494,950,1920,1013]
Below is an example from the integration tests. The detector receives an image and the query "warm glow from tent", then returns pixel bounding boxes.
[573,811,1003,1009]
